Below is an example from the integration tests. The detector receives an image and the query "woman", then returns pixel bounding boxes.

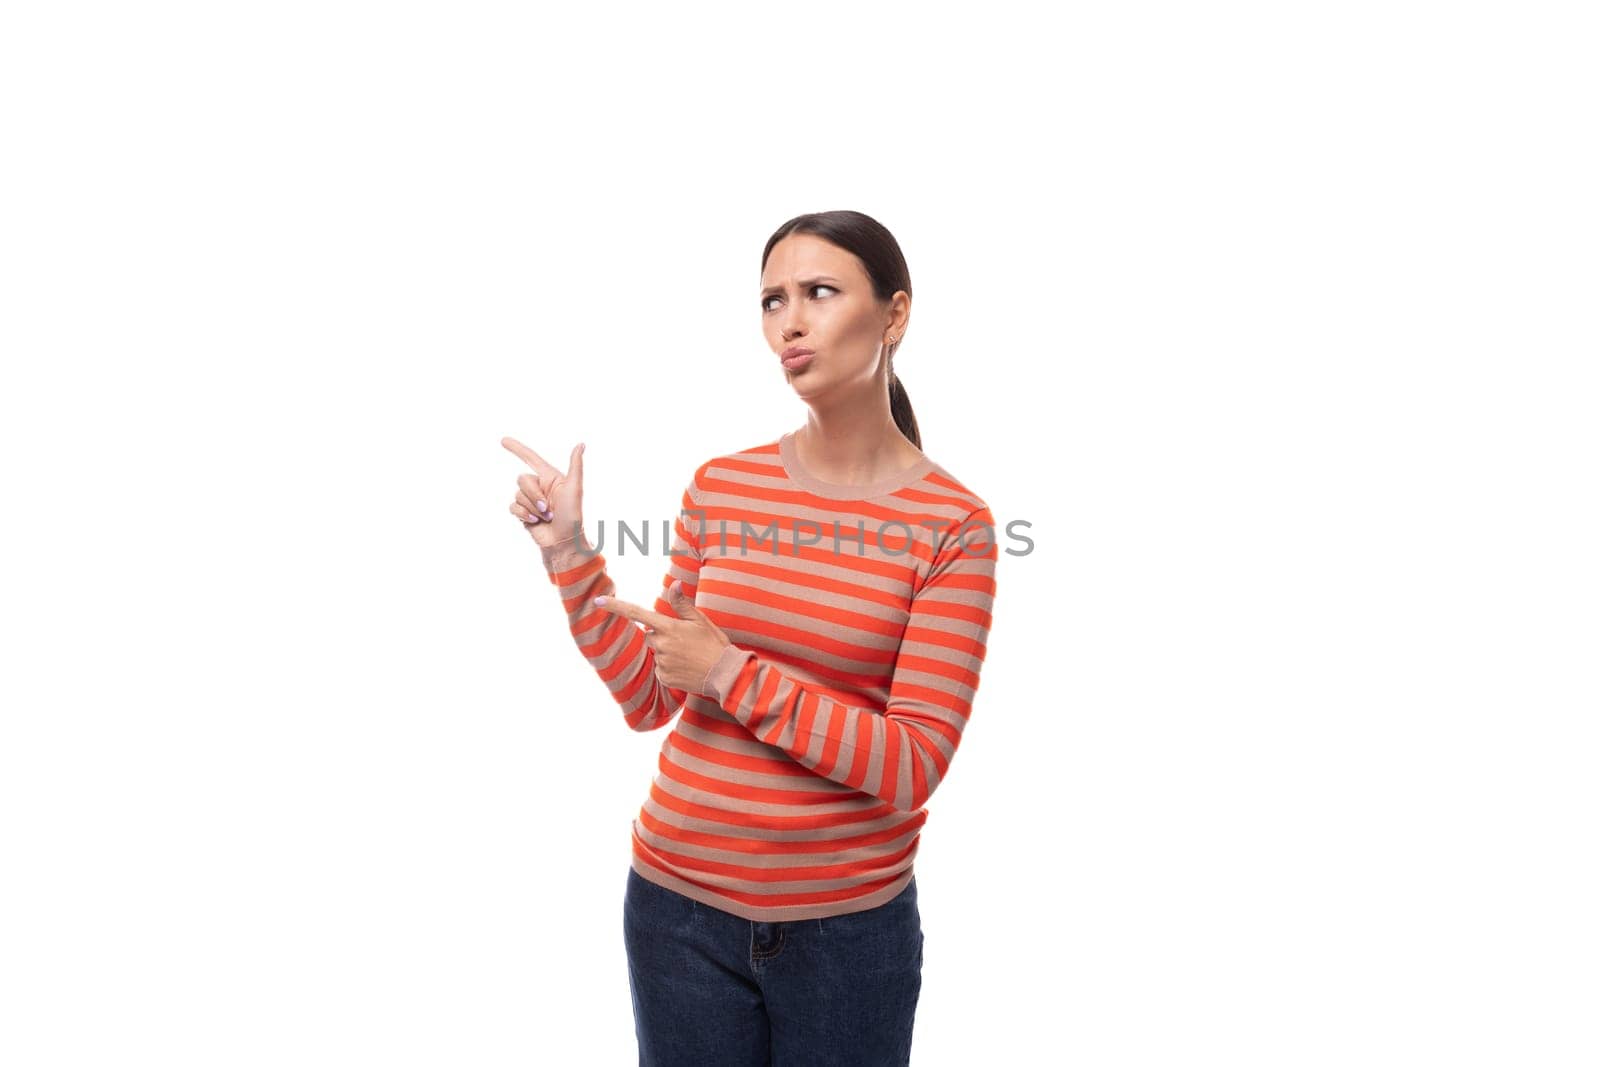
[502,210,998,1066]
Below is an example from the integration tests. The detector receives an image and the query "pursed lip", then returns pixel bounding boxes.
[780,346,814,360]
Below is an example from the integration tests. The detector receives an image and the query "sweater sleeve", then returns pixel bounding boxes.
[539,477,707,732]
[701,506,999,812]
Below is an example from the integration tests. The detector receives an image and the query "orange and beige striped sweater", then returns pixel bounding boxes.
[538,429,999,921]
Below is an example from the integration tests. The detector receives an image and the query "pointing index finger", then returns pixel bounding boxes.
[501,436,556,477]
[595,597,674,630]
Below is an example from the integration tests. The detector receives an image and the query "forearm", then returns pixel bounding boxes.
[703,647,977,813]
[540,532,690,732]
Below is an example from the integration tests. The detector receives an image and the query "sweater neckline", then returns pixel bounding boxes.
[778,430,936,500]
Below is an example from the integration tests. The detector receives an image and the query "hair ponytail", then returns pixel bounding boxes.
[888,366,920,450]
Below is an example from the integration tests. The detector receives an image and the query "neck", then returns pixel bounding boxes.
[794,403,920,484]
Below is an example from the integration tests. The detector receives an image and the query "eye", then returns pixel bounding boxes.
[761,284,837,313]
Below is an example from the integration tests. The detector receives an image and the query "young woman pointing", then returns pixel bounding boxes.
[504,210,999,1067]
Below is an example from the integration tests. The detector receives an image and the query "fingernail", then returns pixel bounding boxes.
[536,499,546,510]
[593,596,608,605]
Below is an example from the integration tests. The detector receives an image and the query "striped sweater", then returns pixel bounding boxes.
[538,429,998,921]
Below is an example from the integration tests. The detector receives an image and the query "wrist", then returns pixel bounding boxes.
[539,529,597,572]
[702,643,754,703]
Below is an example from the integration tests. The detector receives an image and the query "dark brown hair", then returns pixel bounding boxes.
[761,210,921,450]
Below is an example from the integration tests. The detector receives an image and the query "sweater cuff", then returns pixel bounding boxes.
[539,532,599,575]
[702,644,755,703]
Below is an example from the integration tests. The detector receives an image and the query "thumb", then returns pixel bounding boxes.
[666,579,708,621]
[567,441,584,484]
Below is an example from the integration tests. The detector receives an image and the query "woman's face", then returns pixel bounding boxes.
[760,233,905,399]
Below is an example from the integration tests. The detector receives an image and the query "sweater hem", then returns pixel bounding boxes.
[627,838,915,923]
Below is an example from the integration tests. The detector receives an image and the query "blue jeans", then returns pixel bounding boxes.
[623,867,924,1066]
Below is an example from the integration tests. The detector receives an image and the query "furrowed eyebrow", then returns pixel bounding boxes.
[760,276,841,299]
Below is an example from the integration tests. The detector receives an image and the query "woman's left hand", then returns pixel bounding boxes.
[593,580,732,695]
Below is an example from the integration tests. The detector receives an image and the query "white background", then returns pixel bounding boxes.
[3,2,1596,1064]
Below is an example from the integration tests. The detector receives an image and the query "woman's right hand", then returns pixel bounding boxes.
[501,437,586,548]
